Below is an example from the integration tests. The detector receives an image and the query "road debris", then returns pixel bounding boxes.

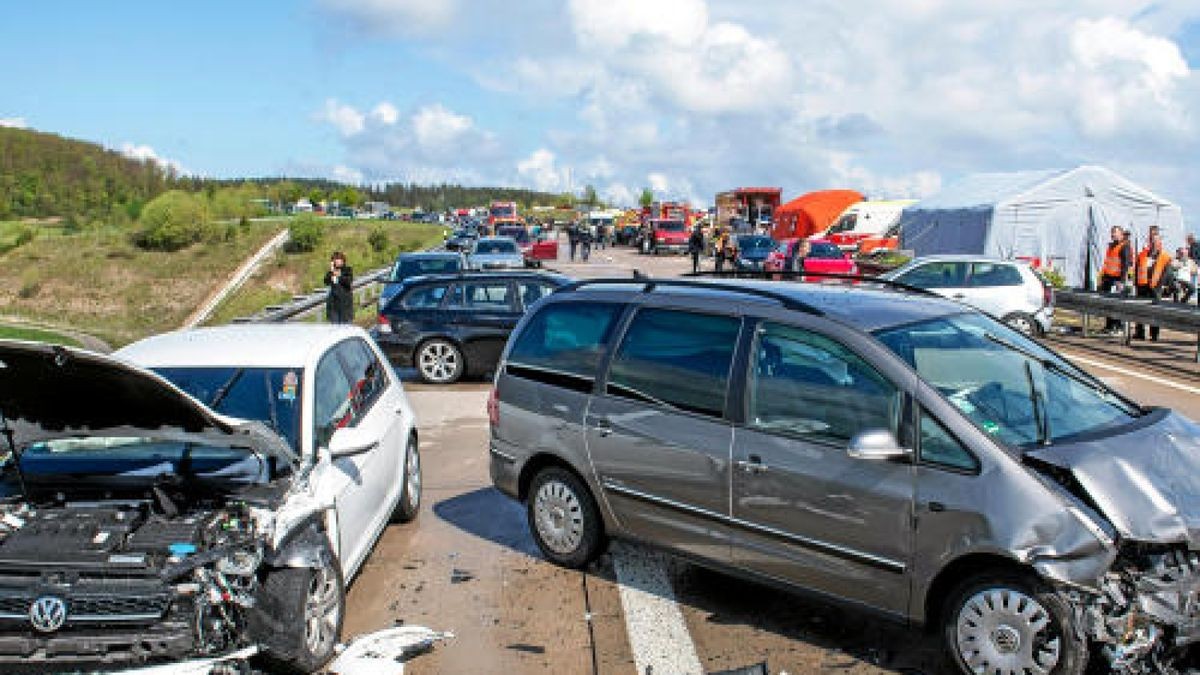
[328,626,455,675]
[507,643,547,654]
[450,567,475,584]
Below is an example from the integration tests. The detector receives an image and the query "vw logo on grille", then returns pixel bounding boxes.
[29,596,67,633]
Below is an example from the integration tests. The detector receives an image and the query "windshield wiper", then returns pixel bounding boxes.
[984,333,1106,396]
[209,368,245,409]
[1024,360,1050,446]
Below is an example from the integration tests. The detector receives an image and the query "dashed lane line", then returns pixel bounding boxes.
[610,542,704,675]
[1058,349,1200,396]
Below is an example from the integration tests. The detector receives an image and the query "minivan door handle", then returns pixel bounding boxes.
[591,417,612,437]
[735,454,769,474]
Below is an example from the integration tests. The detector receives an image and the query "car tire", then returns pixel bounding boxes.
[943,572,1086,675]
[392,437,421,523]
[255,553,345,674]
[415,338,465,384]
[527,466,605,569]
[1002,312,1040,337]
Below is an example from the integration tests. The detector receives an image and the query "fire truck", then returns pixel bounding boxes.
[487,201,520,233]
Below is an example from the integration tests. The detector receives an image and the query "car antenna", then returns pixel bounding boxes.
[0,412,30,500]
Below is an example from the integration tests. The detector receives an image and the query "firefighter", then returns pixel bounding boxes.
[1132,232,1172,341]
[1098,226,1132,335]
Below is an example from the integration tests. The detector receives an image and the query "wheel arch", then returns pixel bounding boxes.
[517,452,593,504]
[919,551,1032,631]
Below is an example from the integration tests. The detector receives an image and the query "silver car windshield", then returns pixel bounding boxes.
[874,313,1140,448]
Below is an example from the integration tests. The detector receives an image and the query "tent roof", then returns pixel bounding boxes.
[912,169,1065,210]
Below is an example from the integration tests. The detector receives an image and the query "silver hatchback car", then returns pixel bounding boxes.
[489,278,1200,675]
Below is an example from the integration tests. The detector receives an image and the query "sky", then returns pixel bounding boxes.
[2,0,1198,215]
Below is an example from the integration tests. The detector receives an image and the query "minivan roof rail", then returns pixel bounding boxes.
[557,277,825,316]
[683,270,940,297]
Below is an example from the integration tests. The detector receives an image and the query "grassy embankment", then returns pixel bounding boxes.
[0,220,284,347]
[0,323,82,347]
[205,220,445,326]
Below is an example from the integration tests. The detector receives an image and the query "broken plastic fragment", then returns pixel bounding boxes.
[328,626,455,675]
[112,646,258,674]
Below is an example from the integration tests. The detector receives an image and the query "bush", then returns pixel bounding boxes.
[1039,266,1067,289]
[368,227,389,254]
[133,190,212,251]
[287,214,325,253]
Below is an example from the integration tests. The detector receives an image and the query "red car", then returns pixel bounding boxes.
[765,238,858,280]
[497,226,558,267]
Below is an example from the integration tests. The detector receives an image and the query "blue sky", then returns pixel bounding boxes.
[2,0,1198,215]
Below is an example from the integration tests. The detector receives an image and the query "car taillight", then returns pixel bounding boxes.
[376,314,392,334]
[1043,281,1053,308]
[487,386,500,426]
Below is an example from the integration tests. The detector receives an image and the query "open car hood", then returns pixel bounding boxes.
[1027,410,1200,547]
[0,341,296,467]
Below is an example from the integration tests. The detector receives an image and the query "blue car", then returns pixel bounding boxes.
[379,252,465,310]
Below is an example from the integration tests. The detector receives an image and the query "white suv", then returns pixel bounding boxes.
[882,255,1053,335]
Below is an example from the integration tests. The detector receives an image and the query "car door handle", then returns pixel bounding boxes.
[592,418,612,437]
[735,454,769,474]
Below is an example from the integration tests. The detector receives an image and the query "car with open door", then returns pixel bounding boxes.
[0,324,420,673]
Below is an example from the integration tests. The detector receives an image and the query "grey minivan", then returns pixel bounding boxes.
[488,278,1200,675]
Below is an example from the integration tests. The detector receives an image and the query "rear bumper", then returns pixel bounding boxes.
[489,444,520,500]
[1035,306,1055,334]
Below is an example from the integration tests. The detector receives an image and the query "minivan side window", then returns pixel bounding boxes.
[748,323,898,443]
[607,309,740,418]
[919,409,979,472]
[507,302,624,387]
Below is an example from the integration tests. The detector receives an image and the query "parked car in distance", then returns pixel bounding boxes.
[0,325,420,672]
[379,251,465,310]
[466,237,526,271]
[765,238,858,278]
[488,277,1200,675]
[496,226,558,267]
[882,255,1053,335]
[444,227,478,252]
[373,271,570,383]
[640,219,689,255]
[732,234,776,271]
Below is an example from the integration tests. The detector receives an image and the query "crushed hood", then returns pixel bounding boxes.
[0,341,295,466]
[1027,410,1200,547]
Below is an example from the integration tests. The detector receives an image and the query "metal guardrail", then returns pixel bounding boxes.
[1055,288,1200,361]
[232,267,389,323]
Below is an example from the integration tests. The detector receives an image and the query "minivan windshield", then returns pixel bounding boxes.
[874,313,1140,448]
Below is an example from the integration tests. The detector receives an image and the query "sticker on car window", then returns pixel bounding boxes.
[279,371,298,402]
[982,420,1001,434]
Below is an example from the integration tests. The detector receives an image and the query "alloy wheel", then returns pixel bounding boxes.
[405,443,421,511]
[418,341,461,383]
[303,563,342,657]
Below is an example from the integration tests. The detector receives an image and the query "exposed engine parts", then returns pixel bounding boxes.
[0,496,270,662]
[1073,545,1200,674]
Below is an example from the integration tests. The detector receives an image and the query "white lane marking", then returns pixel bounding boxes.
[1058,350,1200,395]
[611,542,704,675]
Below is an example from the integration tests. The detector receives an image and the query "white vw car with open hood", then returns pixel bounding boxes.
[0,324,420,673]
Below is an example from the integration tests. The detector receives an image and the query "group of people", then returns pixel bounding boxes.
[1098,225,1200,341]
[567,222,597,262]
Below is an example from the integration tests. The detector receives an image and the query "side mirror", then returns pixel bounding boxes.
[847,430,911,462]
[328,426,379,458]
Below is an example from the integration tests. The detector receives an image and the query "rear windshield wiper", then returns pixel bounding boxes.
[209,368,245,409]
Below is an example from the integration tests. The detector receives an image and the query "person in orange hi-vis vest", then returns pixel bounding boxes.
[1098,226,1133,334]
[1132,232,1172,341]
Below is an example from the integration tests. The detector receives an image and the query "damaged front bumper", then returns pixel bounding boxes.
[1068,547,1200,673]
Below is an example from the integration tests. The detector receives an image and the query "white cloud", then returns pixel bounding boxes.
[0,117,26,129]
[317,0,457,36]
[119,142,186,174]
[370,102,399,125]
[411,104,474,150]
[1068,17,1191,137]
[317,99,365,137]
[332,164,364,184]
[517,149,568,193]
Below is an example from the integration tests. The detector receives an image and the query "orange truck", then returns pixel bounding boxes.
[487,201,520,232]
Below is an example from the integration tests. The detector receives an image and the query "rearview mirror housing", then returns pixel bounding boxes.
[847,430,911,462]
[328,426,378,458]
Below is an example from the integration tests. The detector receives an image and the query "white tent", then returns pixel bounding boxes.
[899,166,1184,288]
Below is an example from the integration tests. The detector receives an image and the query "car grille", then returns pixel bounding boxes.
[0,593,168,623]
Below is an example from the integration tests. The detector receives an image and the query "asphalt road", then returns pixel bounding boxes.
[341,240,1200,674]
